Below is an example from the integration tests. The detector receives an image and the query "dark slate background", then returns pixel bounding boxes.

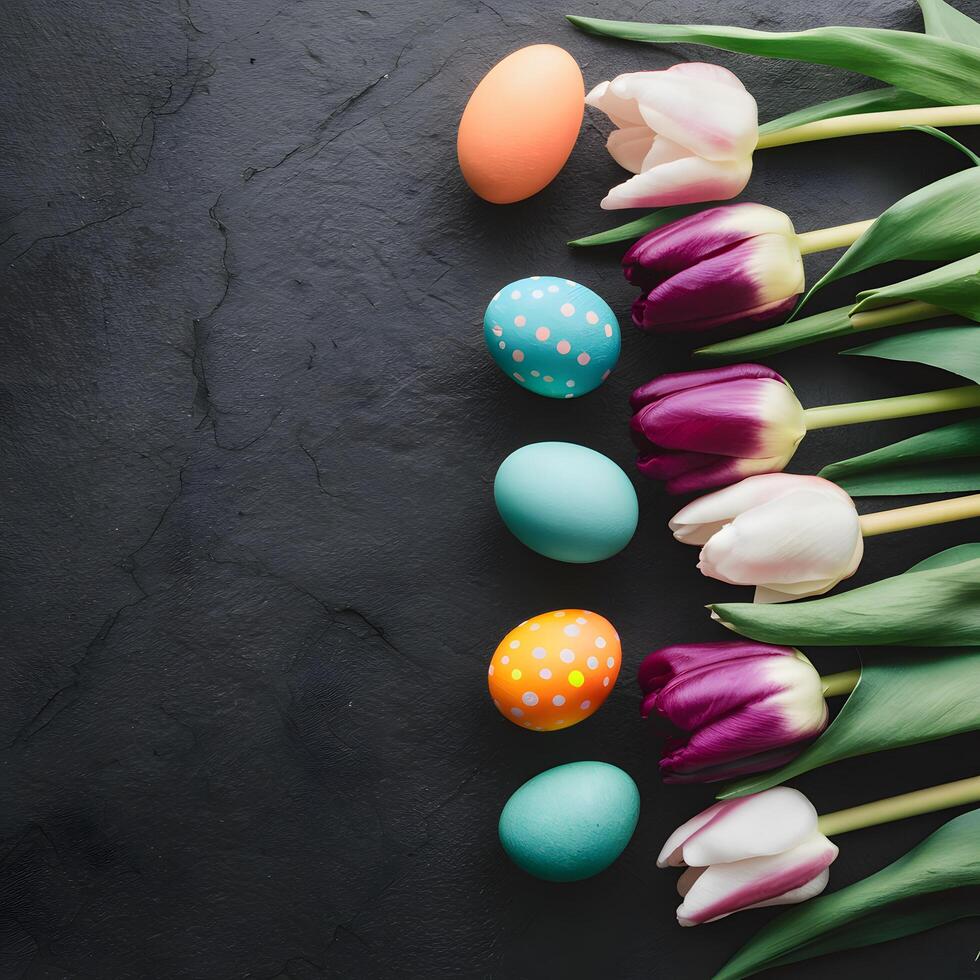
[2,0,980,977]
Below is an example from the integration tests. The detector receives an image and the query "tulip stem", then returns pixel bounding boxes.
[817,775,980,837]
[795,220,875,255]
[859,492,980,537]
[819,669,860,698]
[802,385,980,431]
[756,104,980,148]
[849,300,949,332]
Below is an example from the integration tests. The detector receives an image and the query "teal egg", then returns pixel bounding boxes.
[484,276,620,398]
[499,762,640,882]
[494,442,638,563]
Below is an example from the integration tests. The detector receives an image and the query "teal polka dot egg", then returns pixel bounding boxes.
[484,276,620,398]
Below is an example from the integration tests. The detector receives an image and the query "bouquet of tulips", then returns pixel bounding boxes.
[563,0,980,974]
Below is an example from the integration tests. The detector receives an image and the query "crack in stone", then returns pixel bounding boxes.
[9,597,144,747]
[297,437,335,497]
[206,551,431,677]
[6,204,139,266]
[242,66,391,181]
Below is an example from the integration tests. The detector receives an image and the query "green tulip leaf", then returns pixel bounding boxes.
[846,324,980,383]
[759,0,980,134]
[710,545,980,647]
[692,305,856,362]
[718,648,980,798]
[794,168,980,314]
[713,808,980,979]
[909,541,980,569]
[849,251,980,320]
[565,16,980,105]
[820,419,980,495]
[903,125,980,165]
[694,253,978,361]
[919,0,980,46]
[567,204,710,248]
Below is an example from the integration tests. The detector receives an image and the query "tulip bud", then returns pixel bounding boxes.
[669,473,864,603]
[584,63,758,210]
[658,787,839,926]
[630,363,806,494]
[638,641,829,782]
[622,204,804,333]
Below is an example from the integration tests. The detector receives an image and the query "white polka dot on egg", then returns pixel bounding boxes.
[587,656,598,670]
[552,694,565,707]
[559,648,575,663]
[563,625,580,637]
[595,636,606,649]
[522,691,539,707]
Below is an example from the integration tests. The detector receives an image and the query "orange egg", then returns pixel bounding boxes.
[457,45,584,204]
[488,609,621,731]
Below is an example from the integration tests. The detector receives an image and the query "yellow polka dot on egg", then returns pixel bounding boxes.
[568,670,584,688]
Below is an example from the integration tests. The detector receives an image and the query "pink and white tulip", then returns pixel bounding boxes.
[659,787,838,926]
[622,204,804,332]
[585,64,758,210]
[638,642,828,783]
[630,363,806,494]
[670,473,864,603]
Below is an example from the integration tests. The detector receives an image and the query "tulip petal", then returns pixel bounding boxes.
[610,63,758,162]
[585,79,647,130]
[676,835,837,925]
[632,234,804,331]
[698,487,861,590]
[630,363,786,411]
[670,473,810,544]
[633,378,805,458]
[636,449,718,481]
[662,744,806,784]
[623,204,796,291]
[670,474,850,545]
[665,453,795,496]
[637,641,799,693]
[659,787,818,868]
[601,151,752,210]
[606,126,656,174]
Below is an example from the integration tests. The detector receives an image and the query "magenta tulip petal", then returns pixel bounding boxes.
[633,378,803,457]
[630,363,785,411]
[662,745,806,784]
[665,453,793,496]
[635,450,717,481]
[623,204,796,291]
[632,234,803,332]
[638,641,798,693]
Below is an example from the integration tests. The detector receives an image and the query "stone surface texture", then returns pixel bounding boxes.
[2,0,979,977]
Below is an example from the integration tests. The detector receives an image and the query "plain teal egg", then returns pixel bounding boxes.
[498,761,640,882]
[493,442,638,563]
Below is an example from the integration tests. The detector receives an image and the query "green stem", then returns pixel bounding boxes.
[795,220,874,255]
[819,669,860,698]
[756,104,980,148]
[802,385,980,431]
[859,492,980,538]
[849,300,948,332]
[817,775,980,837]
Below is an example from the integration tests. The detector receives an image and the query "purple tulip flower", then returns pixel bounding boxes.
[638,641,829,783]
[622,203,805,332]
[630,363,807,494]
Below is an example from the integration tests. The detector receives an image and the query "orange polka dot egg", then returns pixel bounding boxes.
[488,609,621,731]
